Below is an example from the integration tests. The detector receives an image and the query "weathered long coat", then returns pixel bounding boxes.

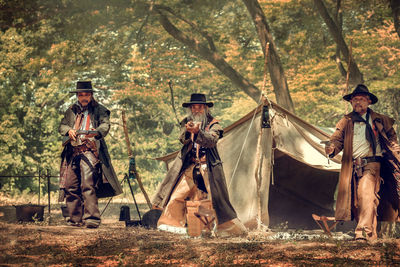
[59,100,123,198]
[152,116,238,225]
[330,109,400,221]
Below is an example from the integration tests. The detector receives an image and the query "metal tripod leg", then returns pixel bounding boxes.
[125,174,142,222]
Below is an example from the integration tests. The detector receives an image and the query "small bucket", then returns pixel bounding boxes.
[14,204,45,222]
[119,206,131,221]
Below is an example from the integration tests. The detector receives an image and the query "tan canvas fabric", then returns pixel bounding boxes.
[156,102,341,228]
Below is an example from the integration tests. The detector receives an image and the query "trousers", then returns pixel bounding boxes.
[64,151,101,224]
[354,162,381,240]
[157,164,210,228]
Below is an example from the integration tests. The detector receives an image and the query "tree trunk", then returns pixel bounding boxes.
[313,0,364,85]
[333,0,347,77]
[155,6,261,103]
[389,0,400,39]
[242,0,295,113]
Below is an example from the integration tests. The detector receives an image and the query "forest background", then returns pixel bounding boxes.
[0,0,399,201]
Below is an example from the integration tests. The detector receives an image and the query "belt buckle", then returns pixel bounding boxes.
[361,158,368,166]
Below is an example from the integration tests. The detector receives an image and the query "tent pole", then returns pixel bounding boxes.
[254,43,271,230]
[254,119,264,230]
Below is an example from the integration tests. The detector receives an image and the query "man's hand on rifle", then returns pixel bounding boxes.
[68,129,77,141]
[186,121,200,134]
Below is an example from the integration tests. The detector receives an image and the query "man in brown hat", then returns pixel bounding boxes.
[325,84,400,242]
[152,93,247,237]
[59,81,122,228]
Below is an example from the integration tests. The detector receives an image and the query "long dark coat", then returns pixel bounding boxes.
[330,109,400,221]
[59,100,123,198]
[152,116,238,225]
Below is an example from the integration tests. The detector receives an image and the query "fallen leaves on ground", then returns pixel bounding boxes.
[0,220,399,266]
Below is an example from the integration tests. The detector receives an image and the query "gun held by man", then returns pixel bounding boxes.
[320,140,332,164]
[62,130,99,146]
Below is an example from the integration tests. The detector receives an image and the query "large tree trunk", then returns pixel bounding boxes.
[333,0,347,77]
[389,0,400,39]
[313,0,364,85]
[155,6,261,103]
[242,0,294,113]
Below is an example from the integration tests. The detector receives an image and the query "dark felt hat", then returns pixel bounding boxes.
[343,84,378,104]
[70,81,95,93]
[182,93,214,107]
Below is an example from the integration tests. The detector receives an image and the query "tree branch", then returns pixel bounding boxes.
[242,0,294,112]
[168,80,181,126]
[389,0,400,39]
[154,6,261,102]
[155,4,217,51]
[313,0,364,85]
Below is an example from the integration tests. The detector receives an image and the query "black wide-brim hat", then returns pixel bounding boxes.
[182,93,214,107]
[70,81,95,93]
[343,84,378,104]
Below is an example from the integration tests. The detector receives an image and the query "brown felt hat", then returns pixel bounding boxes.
[343,84,378,104]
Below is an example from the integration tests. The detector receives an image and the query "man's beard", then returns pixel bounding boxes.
[188,111,208,130]
[353,104,367,114]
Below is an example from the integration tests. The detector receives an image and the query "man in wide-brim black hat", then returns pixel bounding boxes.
[59,81,122,228]
[152,93,247,237]
[325,84,400,242]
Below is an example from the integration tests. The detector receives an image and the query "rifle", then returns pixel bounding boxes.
[121,110,152,209]
[62,130,98,146]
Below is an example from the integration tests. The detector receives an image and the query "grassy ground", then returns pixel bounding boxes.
[0,205,399,266]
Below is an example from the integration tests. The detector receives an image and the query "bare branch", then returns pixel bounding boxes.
[154,6,260,102]
[155,4,216,51]
[313,0,364,85]
[168,80,181,126]
[136,1,154,42]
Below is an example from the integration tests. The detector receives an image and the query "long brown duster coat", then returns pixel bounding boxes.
[59,100,123,199]
[330,109,400,221]
[152,115,238,225]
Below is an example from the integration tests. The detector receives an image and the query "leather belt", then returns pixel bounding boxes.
[353,156,382,177]
[73,145,91,155]
[361,156,382,163]
[353,156,382,167]
[192,156,206,164]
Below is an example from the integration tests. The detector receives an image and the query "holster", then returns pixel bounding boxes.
[353,157,367,177]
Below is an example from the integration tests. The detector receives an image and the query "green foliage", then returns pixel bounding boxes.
[0,0,399,197]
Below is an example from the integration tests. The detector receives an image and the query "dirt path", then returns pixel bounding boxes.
[1,219,399,266]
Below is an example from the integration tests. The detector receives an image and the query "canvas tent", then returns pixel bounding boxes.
[156,101,342,229]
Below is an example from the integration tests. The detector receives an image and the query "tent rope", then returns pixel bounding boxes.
[228,93,264,190]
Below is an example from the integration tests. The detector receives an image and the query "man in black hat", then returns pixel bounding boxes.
[325,84,400,242]
[59,81,122,228]
[152,93,247,237]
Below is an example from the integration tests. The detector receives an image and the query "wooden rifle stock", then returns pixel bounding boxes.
[121,110,152,209]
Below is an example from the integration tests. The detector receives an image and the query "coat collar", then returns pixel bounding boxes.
[344,108,379,122]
